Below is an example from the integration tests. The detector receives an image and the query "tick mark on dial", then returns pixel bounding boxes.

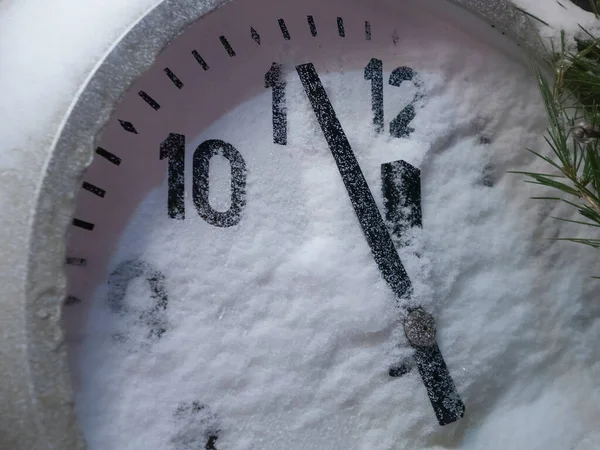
[66,257,87,267]
[481,163,495,187]
[365,21,372,40]
[278,18,291,40]
[206,436,218,450]
[192,50,210,70]
[172,401,220,450]
[95,147,121,166]
[307,15,317,36]
[138,91,160,110]
[219,36,236,57]
[64,295,82,306]
[164,68,184,89]
[82,181,106,198]
[337,17,345,37]
[392,29,399,45]
[72,218,95,231]
[250,26,260,45]
[118,120,138,134]
[389,361,412,377]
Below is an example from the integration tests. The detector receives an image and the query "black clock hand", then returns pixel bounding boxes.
[296,63,411,300]
[296,63,465,426]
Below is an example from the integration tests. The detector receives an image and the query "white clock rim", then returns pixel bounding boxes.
[8,1,546,449]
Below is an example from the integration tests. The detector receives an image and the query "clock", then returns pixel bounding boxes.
[8,0,600,449]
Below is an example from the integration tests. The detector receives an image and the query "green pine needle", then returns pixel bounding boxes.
[514,2,600,276]
[515,6,551,27]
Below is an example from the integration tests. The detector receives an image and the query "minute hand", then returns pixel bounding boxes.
[296,63,411,300]
[296,63,465,426]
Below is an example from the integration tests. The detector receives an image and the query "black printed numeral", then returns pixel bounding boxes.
[160,135,247,227]
[107,260,168,343]
[160,133,186,220]
[381,160,422,245]
[389,67,420,138]
[364,58,384,133]
[364,58,422,138]
[265,63,287,145]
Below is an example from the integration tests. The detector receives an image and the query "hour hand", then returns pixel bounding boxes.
[296,63,464,425]
[404,308,465,425]
[383,159,465,425]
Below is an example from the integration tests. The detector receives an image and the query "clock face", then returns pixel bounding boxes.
[61,0,600,449]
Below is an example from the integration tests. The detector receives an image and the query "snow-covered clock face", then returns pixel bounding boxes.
[61,0,600,449]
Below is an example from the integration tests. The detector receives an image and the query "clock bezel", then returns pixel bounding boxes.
[13,0,546,448]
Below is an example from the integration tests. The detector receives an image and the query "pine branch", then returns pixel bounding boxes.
[514,3,600,274]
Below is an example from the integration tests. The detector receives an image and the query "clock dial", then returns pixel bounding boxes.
[59,0,600,449]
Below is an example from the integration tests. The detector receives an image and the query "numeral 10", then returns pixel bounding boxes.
[159,134,247,227]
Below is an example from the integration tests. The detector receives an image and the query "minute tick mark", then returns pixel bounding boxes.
[72,218,95,231]
[192,50,210,70]
[251,27,260,45]
[95,147,121,166]
[278,19,291,40]
[164,68,184,89]
[219,36,236,57]
[82,182,106,198]
[337,17,345,37]
[139,91,160,110]
[66,257,87,267]
[307,15,317,36]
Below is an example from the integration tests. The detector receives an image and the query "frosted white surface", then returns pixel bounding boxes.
[75,62,600,449]
[1,0,600,450]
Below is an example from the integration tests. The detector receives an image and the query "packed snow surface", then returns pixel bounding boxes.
[1,0,599,450]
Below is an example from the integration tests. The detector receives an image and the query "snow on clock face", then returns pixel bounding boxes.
[61,0,600,449]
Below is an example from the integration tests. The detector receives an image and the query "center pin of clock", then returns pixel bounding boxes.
[403,308,436,347]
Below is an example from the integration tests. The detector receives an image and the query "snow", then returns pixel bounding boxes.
[1,0,600,450]
[73,17,600,450]
[513,0,600,43]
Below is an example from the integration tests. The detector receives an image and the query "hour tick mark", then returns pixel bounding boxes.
[118,120,138,134]
[219,36,236,57]
[164,68,183,89]
[65,295,82,306]
[72,218,94,231]
[389,361,412,377]
[365,21,372,40]
[337,17,345,37]
[278,18,291,40]
[251,26,260,45]
[138,91,160,110]
[307,15,317,36]
[206,436,218,450]
[95,147,121,165]
[392,29,399,45]
[192,50,209,70]
[82,181,106,198]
